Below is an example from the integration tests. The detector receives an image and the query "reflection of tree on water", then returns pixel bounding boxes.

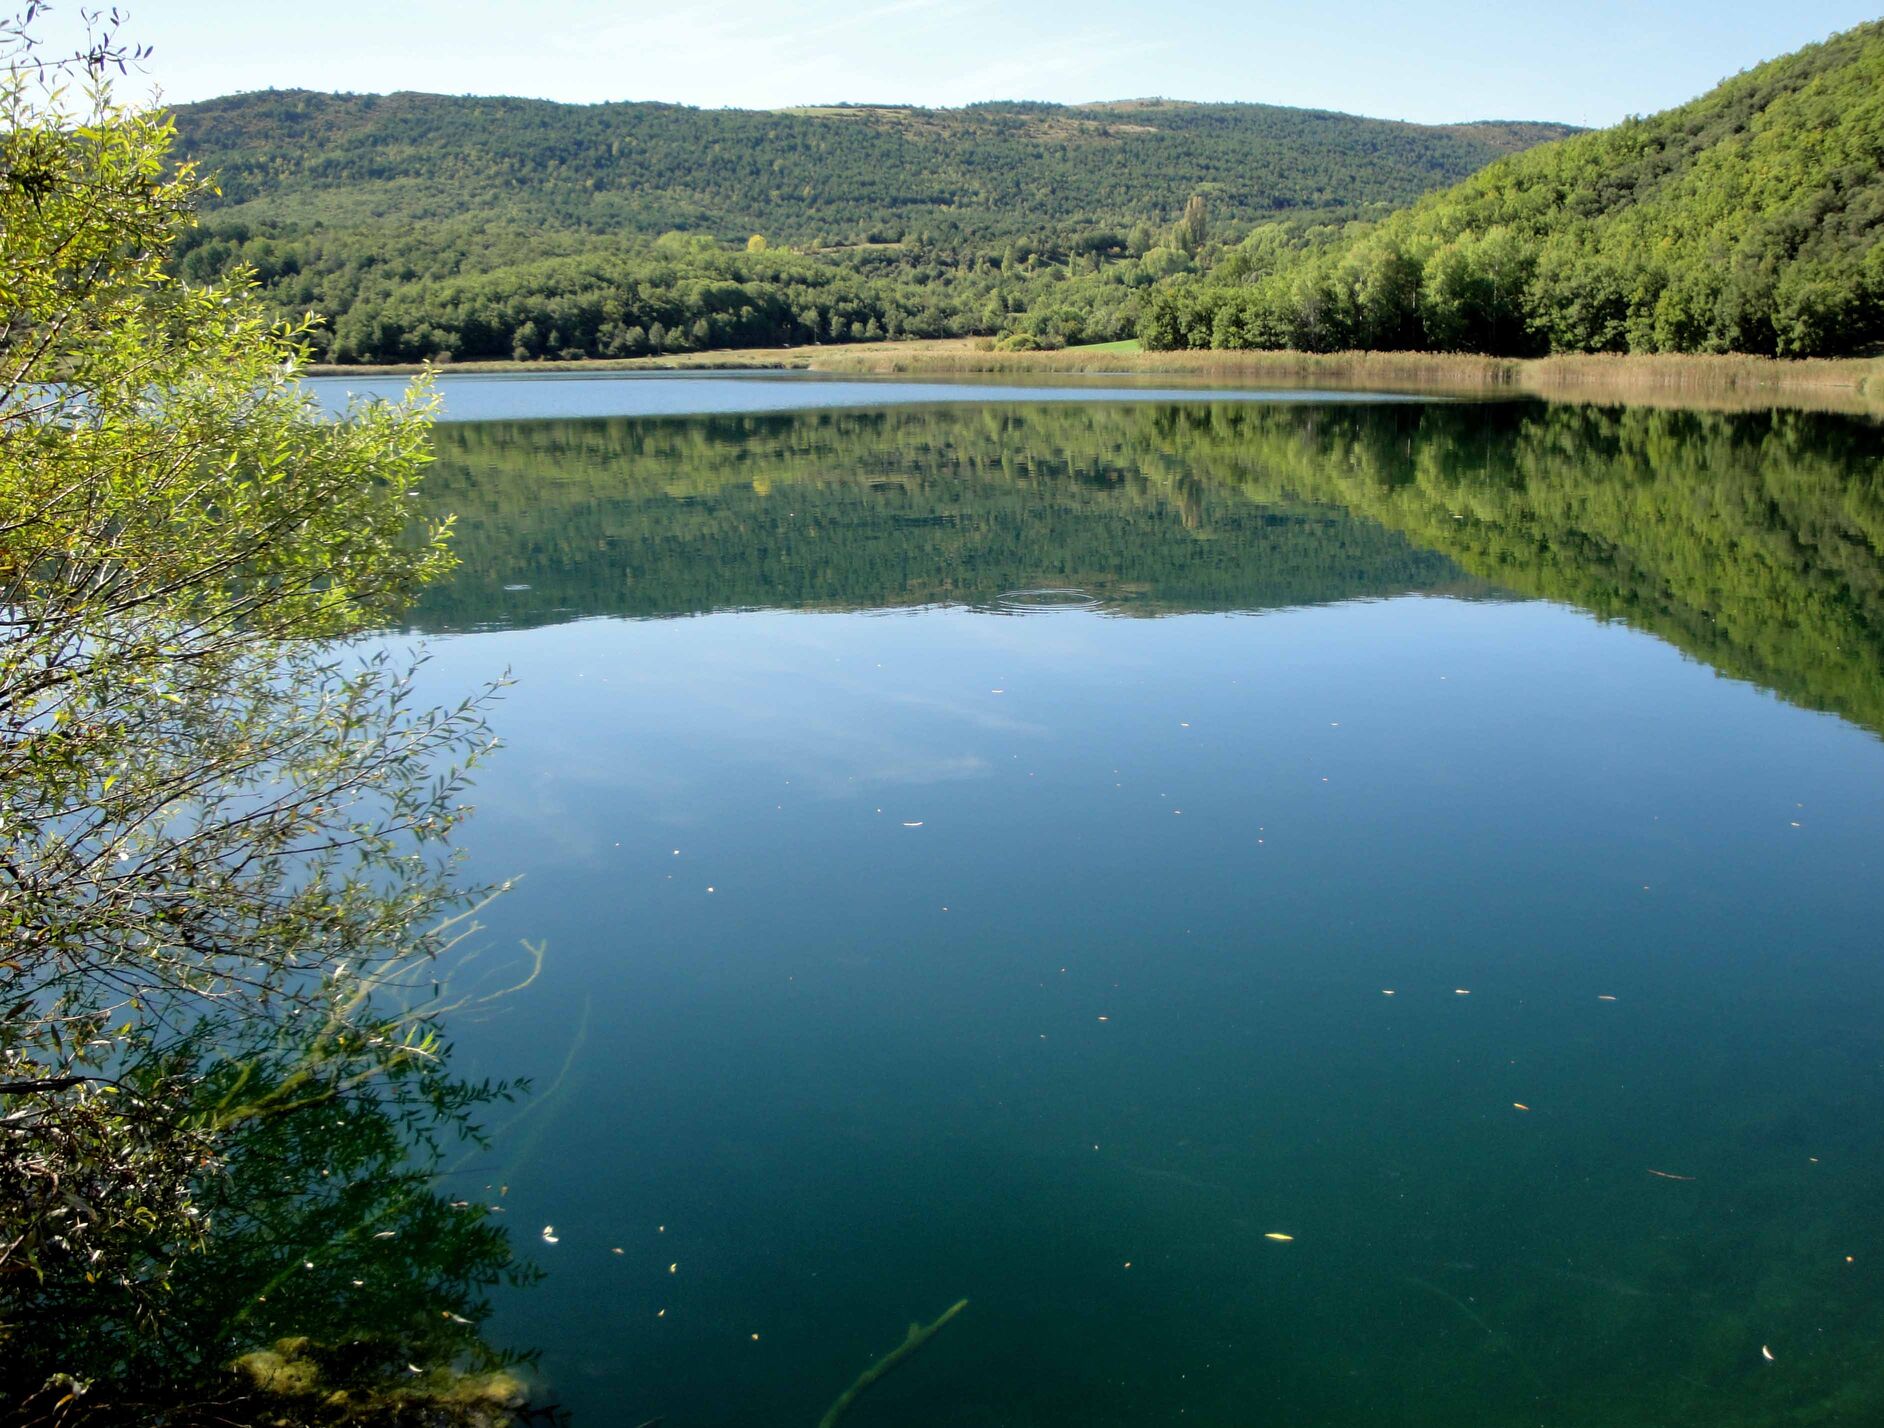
[5,950,549,1426]
[408,407,1488,628]
[411,401,1884,737]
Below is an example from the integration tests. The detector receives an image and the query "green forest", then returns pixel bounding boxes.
[165,19,1884,363]
[169,93,1570,244]
[1144,21,1884,357]
[164,95,1571,362]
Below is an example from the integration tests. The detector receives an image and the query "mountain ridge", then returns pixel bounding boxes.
[168,89,1578,243]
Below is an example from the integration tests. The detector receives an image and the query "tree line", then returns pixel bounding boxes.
[169,219,1212,362]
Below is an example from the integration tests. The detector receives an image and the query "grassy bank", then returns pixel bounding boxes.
[308,340,1884,415]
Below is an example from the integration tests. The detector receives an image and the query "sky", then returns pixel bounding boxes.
[51,1,1884,127]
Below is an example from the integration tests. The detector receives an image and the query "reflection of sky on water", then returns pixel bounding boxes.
[398,588,1884,1427]
[305,369,1432,423]
[340,382,1884,1427]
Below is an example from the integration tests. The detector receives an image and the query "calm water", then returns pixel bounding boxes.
[341,376,1884,1427]
[308,368,1423,423]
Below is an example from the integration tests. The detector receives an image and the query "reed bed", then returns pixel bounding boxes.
[810,345,1884,413]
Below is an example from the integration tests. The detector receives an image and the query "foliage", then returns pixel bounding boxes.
[166,220,1208,362]
[0,13,527,1422]
[1144,21,1884,357]
[7,987,537,1427]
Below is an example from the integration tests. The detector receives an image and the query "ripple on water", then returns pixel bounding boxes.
[987,586,1110,616]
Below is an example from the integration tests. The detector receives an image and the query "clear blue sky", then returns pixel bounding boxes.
[70,1,1884,126]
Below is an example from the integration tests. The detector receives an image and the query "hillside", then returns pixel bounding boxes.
[159,93,1572,364]
[169,92,1572,244]
[1145,21,1884,358]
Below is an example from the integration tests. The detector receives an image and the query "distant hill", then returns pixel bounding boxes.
[1145,21,1884,357]
[157,93,1573,364]
[168,92,1575,245]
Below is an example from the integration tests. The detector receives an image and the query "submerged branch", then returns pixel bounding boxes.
[815,1298,969,1428]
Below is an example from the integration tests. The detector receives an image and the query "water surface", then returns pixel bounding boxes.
[306,369,1424,423]
[392,380,1884,1427]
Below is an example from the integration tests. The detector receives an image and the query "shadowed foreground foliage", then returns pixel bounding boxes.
[6,1001,540,1427]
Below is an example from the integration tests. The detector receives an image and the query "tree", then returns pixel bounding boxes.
[0,13,523,1419]
[1133,21,1884,358]
[1174,194,1208,253]
[1351,240,1424,350]
[1772,261,1860,357]
[1419,227,1539,354]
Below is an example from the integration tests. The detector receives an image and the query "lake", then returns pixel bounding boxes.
[323,373,1884,1428]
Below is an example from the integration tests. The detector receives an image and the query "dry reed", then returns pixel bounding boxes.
[811,346,1884,414]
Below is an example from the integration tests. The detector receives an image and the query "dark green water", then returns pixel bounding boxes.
[371,381,1884,1427]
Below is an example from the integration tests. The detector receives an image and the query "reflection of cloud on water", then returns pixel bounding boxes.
[802,749,994,806]
[422,636,1027,866]
[867,751,990,782]
[457,763,702,872]
[880,689,1047,736]
[481,722,997,839]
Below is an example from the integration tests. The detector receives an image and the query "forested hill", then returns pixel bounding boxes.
[168,92,1574,244]
[1146,20,1884,358]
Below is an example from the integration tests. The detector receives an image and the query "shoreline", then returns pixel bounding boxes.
[308,341,1884,415]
